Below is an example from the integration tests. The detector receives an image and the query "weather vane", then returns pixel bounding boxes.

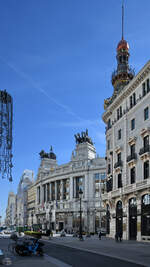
[0,90,13,181]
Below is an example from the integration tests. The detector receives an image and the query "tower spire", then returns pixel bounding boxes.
[122,1,124,40]
[111,1,134,92]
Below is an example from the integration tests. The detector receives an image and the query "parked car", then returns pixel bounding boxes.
[0,232,11,238]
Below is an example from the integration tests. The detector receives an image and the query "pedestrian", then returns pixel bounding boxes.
[118,231,122,242]
[115,233,118,242]
[99,230,101,240]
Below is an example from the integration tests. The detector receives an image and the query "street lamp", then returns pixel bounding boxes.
[49,209,51,231]
[79,188,83,241]
[31,212,33,231]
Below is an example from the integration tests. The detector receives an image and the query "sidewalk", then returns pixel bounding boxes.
[45,235,150,267]
[0,244,69,267]
[1,253,58,267]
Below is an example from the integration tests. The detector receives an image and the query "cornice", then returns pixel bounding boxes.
[103,60,150,122]
[35,165,105,186]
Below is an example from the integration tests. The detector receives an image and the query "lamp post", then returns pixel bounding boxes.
[49,209,51,231]
[79,188,83,240]
[31,212,33,231]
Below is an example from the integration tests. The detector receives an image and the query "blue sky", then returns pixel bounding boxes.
[0,0,150,220]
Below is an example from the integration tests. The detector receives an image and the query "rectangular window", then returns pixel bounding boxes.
[133,93,136,105]
[130,144,135,156]
[144,161,149,179]
[56,180,61,200]
[120,106,122,118]
[118,173,122,188]
[51,182,55,201]
[43,184,46,203]
[37,187,40,204]
[117,152,121,163]
[106,177,113,192]
[107,119,111,129]
[144,107,149,120]
[118,129,121,140]
[144,135,149,148]
[94,173,101,198]
[107,140,110,150]
[131,118,135,130]
[63,179,67,200]
[130,96,133,108]
[147,79,150,92]
[76,177,84,198]
[131,167,136,184]
[117,109,119,120]
[143,82,146,97]
[108,164,110,175]
[47,183,50,202]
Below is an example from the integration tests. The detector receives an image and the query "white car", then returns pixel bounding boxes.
[0,231,11,238]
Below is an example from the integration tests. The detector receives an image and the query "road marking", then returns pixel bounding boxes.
[44,254,72,267]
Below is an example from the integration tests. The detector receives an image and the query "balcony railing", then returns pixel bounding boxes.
[139,145,150,156]
[114,160,123,169]
[127,153,137,162]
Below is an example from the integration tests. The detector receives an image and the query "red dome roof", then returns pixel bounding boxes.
[117,39,129,51]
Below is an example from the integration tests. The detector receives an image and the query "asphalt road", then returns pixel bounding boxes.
[0,238,146,267]
[44,241,145,267]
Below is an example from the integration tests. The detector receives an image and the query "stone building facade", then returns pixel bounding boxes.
[16,169,34,229]
[27,183,36,229]
[102,17,150,241]
[5,192,16,229]
[31,132,106,233]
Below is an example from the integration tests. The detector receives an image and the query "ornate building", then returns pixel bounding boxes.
[16,170,34,230]
[30,131,106,233]
[5,192,16,229]
[102,5,150,241]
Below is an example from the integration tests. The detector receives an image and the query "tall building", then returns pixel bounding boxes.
[16,169,34,229]
[102,5,150,241]
[5,192,16,229]
[33,131,106,233]
[27,183,36,229]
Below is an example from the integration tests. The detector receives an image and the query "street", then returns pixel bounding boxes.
[44,241,145,267]
[0,237,147,267]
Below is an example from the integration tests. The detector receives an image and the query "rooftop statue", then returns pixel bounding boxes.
[39,146,56,160]
[74,129,93,145]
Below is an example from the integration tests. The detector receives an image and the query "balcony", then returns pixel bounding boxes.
[139,145,150,160]
[127,153,137,162]
[114,161,123,171]
[127,153,137,167]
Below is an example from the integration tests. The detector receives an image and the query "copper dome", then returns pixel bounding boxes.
[117,39,129,51]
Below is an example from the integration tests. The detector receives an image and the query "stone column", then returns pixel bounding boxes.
[55,181,57,201]
[45,184,47,203]
[70,177,73,200]
[40,185,43,204]
[49,183,52,201]
[60,180,63,200]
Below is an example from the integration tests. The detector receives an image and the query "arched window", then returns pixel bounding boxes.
[116,201,123,236]
[129,198,137,240]
[141,194,150,236]
[106,204,110,234]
